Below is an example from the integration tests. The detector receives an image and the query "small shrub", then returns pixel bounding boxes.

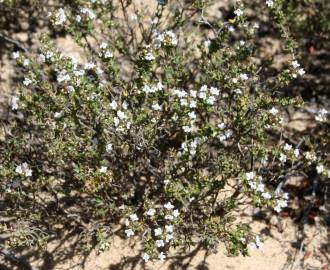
[1,0,329,264]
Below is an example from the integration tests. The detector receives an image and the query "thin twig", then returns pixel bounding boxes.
[0,247,38,270]
[0,32,27,52]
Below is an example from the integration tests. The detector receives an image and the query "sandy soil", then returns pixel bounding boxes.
[15,207,327,270]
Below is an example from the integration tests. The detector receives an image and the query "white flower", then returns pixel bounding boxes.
[15,165,23,174]
[70,59,78,70]
[11,96,19,110]
[172,209,180,218]
[154,227,162,236]
[274,198,288,212]
[158,252,166,261]
[113,117,120,127]
[75,15,81,22]
[283,143,292,151]
[152,103,162,111]
[297,68,305,76]
[204,39,211,49]
[245,171,255,181]
[316,164,324,174]
[165,214,174,220]
[66,86,74,93]
[12,51,20,59]
[24,166,32,176]
[129,213,139,222]
[228,25,235,32]
[100,42,108,49]
[240,73,248,80]
[174,89,187,98]
[164,202,174,210]
[240,237,246,244]
[164,31,178,46]
[198,92,207,100]
[23,78,32,86]
[125,229,134,237]
[23,59,29,66]
[249,181,257,190]
[210,87,220,96]
[142,253,150,262]
[265,0,274,7]
[117,110,126,119]
[182,125,192,133]
[80,7,96,20]
[255,235,263,248]
[104,50,113,58]
[305,151,317,162]
[165,225,173,233]
[256,183,265,192]
[234,88,242,95]
[232,78,238,84]
[218,123,226,130]
[144,52,155,61]
[57,71,70,83]
[124,219,130,226]
[248,242,257,250]
[15,162,32,177]
[36,54,45,63]
[282,193,289,200]
[165,234,173,242]
[99,166,108,173]
[146,208,156,216]
[294,148,300,158]
[200,85,208,92]
[279,153,287,163]
[106,144,113,153]
[156,82,164,91]
[84,62,95,70]
[46,51,54,59]
[54,8,66,25]
[180,98,188,106]
[163,178,171,186]
[234,8,243,17]
[206,96,216,105]
[190,90,197,97]
[292,60,300,68]
[96,67,104,75]
[155,239,165,247]
[142,85,152,94]
[188,111,196,119]
[74,70,85,77]
[225,130,232,139]
[110,100,118,110]
[315,108,328,122]
[54,111,63,119]
[262,192,272,199]
[269,107,278,116]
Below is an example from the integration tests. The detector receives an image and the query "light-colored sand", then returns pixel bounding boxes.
[22,215,327,270]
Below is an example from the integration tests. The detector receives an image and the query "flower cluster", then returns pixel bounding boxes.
[15,163,32,177]
[153,30,178,48]
[245,172,273,201]
[124,202,180,262]
[315,108,328,123]
[291,60,305,78]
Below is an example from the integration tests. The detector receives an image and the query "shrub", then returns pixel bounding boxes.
[1,0,329,264]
